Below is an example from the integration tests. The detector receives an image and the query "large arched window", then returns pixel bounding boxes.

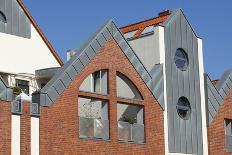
[0,11,7,23]
[78,70,145,144]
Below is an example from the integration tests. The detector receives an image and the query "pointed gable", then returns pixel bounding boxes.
[32,20,165,109]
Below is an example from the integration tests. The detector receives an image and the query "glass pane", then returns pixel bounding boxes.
[79,70,108,94]
[132,123,145,143]
[116,72,143,100]
[118,121,132,141]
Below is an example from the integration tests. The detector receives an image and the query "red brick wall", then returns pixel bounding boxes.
[208,89,232,155]
[39,38,165,155]
[0,101,11,155]
[20,102,31,155]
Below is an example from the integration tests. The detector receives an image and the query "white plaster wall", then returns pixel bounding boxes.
[128,26,160,72]
[11,115,20,155]
[197,38,209,155]
[31,117,39,155]
[0,24,60,75]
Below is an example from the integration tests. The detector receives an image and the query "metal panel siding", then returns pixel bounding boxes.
[47,87,59,102]
[73,60,84,73]
[53,80,65,95]
[66,65,77,80]
[79,53,90,67]
[97,33,107,46]
[0,0,31,38]
[91,39,101,53]
[60,73,72,87]
[102,27,111,41]
[85,46,96,60]
[164,10,203,154]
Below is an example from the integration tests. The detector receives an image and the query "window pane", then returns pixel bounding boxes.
[117,103,145,143]
[15,79,29,95]
[79,70,108,95]
[116,72,143,100]
[78,97,109,139]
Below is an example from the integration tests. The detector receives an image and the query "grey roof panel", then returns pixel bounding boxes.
[206,70,232,125]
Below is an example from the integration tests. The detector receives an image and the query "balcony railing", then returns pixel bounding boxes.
[118,121,145,143]
[79,117,109,140]
[226,135,232,152]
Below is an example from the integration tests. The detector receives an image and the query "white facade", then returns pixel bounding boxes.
[0,23,61,95]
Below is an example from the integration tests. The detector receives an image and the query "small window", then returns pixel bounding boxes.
[78,97,109,140]
[116,72,143,100]
[174,48,188,71]
[79,70,108,95]
[15,79,29,95]
[225,119,232,152]
[0,11,6,23]
[176,97,191,120]
[117,103,145,143]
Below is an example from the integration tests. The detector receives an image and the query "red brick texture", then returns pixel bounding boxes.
[39,38,165,154]
[208,89,232,155]
[0,101,11,155]
[20,102,31,155]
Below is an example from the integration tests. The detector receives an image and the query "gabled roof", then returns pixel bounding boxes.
[120,10,170,39]
[32,20,165,109]
[0,78,13,101]
[205,70,232,125]
[17,0,63,66]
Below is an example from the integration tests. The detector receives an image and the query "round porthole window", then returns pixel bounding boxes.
[174,48,189,71]
[176,97,191,120]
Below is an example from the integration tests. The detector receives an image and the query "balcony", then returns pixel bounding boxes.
[118,121,145,143]
[79,117,109,140]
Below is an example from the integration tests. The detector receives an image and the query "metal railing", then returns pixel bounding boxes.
[79,117,109,140]
[118,121,145,143]
[226,135,232,152]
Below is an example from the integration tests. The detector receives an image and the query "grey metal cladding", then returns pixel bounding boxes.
[0,77,13,101]
[73,60,84,73]
[46,87,59,102]
[85,46,96,60]
[164,9,203,154]
[33,20,165,109]
[91,39,101,53]
[53,80,65,95]
[206,70,232,125]
[0,0,31,38]
[66,65,77,80]
[79,53,90,66]
[97,33,107,46]
[60,73,72,87]
[30,102,40,117]
[11,100,22,114]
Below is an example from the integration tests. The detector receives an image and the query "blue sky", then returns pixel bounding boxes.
[23,0,232,80]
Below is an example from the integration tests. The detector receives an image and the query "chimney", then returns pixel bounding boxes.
[66,49,76,61]
[158,9,171,17]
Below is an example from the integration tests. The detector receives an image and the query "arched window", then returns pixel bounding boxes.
[79,69,108,95]
[78,70,145,143]
[116,72,143,100]
[0,11,7,23]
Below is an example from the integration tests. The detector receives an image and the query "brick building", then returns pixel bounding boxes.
[0,0,232,155]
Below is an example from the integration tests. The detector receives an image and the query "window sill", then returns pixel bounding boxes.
[118,140,146,145]
[79,137,110,142]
